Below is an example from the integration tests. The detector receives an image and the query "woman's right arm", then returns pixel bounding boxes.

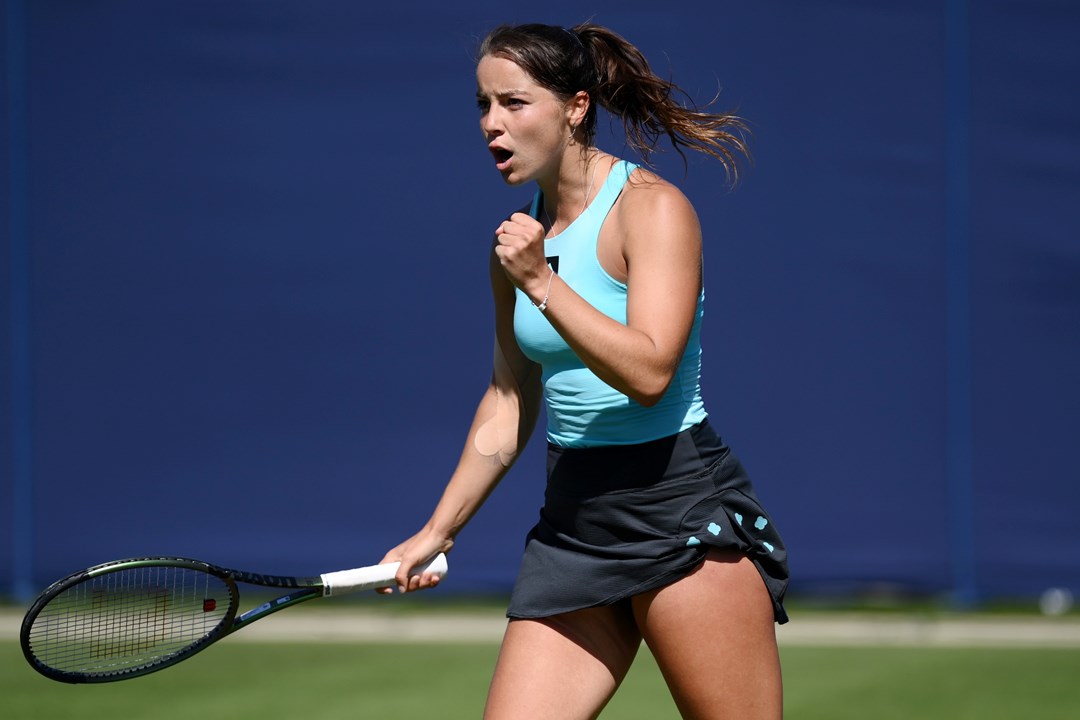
[381,241,543,593]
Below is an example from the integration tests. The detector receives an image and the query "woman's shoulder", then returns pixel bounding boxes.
[618,162,697,226]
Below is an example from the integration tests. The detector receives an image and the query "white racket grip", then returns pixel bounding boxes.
[319,553,448,597]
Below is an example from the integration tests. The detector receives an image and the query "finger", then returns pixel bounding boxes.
[395,555,448,593]
[509,211,542,229]
[395,552,431,592]
[498,213,539,235]
[495,223,523,243]
[496,218,519,234]
[394,561,414,593]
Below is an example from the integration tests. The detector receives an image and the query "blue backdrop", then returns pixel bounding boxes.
[3,0,1079,604]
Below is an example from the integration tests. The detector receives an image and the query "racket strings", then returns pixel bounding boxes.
[26,566,233,676]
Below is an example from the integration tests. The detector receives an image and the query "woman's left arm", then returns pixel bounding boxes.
[497,179,702,407]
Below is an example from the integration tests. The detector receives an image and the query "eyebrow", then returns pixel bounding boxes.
[476,88,531,100]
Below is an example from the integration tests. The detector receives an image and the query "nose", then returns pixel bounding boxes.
[480,105,502,139]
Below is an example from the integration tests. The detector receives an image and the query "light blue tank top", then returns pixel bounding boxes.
[513,160,708,448]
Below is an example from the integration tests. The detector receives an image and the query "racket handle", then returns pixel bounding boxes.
[320,552,448,596]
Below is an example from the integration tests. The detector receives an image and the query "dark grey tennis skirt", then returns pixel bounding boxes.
[507,419,789,624]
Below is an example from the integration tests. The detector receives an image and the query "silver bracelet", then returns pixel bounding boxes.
[534,268,555,312]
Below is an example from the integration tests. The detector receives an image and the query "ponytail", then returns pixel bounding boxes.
[479,22,750,184]
[575,24,749,182]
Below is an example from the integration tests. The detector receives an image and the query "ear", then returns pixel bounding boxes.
[565,90,590,129]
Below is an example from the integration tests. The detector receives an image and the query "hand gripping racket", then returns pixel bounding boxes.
[20,553,448,683]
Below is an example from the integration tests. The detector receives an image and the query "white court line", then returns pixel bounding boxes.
[6,610,1080,648]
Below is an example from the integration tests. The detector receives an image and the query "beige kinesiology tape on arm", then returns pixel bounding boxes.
[473,340,523,468]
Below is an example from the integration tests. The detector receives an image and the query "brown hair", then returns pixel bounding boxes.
[479,22,750,184]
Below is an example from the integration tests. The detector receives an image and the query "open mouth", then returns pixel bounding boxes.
[490,147,513,170]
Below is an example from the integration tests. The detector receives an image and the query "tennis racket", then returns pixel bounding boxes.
[20,552,448,683]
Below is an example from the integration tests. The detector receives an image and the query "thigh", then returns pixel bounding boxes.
[484,603,642,720]
[631,549,783,720]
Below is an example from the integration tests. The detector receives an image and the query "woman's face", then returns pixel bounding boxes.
[476,54,569,186]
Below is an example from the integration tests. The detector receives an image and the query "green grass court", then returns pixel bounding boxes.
[4,605,1080,719]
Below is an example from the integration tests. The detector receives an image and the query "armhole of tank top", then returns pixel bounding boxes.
[593,163,633,291]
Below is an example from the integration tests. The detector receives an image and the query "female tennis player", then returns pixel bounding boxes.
[381,22,789,719]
